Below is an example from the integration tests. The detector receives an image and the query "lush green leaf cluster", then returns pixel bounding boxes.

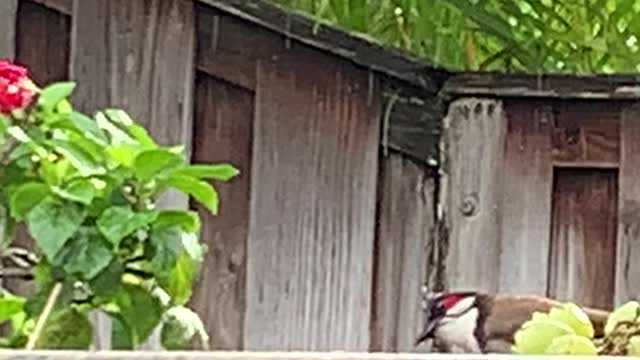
[271,0,640,74]
[513,300,640,356]
[0,81,238,349]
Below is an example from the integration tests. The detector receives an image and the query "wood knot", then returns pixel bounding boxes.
[460,194,478,216]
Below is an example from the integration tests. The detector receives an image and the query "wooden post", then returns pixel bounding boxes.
[439,98,507,293]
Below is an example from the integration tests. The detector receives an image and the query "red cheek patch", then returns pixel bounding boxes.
[441,294,462,310]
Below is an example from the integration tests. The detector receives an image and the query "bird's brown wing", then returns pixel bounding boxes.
[483,294,610,343]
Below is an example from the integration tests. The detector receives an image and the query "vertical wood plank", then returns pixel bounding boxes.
[70,0,195,160]
[190,73,253,350]
[0,0,17,60]
[15,0,70,85]
[244,50,380,351]
[547,169,617,309]
[371,152,435,353]
[439,98,507,293]
[498,102,553,294]
[5,0,71,297]
[70,0,196,350]
[616,102,640,305]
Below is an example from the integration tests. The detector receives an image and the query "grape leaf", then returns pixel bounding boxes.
[97,206,158,246]
[26,197,86,260]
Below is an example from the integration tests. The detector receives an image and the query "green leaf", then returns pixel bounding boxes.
[157,232,205,306]
[106,144,141,167]
[95,111,136,145]
[26,197,86,260]
[53,178,97,205]
[90,259,125,298]
[97,206,158,246]
[110,312,134,350]
[37,82,76,112]
[161,306,209,350]
[165,174,219,214]
[7,126,47,158]
[163,253,198,306]
[0,293,26,323]
[34,306,93,350]
[38,157,72,186]
[60,228,113,279]
[114,283,163,347]
[69,111,109,145]
[49,139,105,177]
[150,226,185,275]
[133,149,185,181]
[172,164,240,181]
[9,181,49,220]
[128,124,157,149]
[153,210,201,233]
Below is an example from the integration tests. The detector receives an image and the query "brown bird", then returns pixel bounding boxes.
[415,289,611,353]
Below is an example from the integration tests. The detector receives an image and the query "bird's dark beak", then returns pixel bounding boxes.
[414,318,438,346]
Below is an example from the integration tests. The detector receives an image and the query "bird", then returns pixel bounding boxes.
[414,288,611,354]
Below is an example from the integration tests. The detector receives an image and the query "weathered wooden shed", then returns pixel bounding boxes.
[0,0,449,352]
[3,0,640,355]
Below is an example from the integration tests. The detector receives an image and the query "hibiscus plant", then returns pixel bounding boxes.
[0,60,237,350]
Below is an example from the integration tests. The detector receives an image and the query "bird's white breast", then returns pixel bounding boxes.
[434,306,482,353]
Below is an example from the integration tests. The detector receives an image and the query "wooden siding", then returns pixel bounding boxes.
[616,103,640,305]
[244,46,381,351]
[0,0,17,60]
[440,98,507,292]
[498,101,553,294]
[191,73,254,350]
[548,169,618,309]
[371,153,435,352]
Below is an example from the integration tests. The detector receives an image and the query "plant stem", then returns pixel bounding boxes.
[26,282,62,350]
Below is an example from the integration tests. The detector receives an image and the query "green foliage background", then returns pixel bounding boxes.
[271,0,640,74]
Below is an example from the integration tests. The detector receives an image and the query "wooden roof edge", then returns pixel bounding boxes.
[442,71,640,100]
[198,0,451,93]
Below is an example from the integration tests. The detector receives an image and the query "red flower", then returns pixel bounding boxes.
[0,60,36,114]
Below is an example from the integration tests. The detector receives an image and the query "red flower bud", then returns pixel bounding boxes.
[0,60,36,114]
